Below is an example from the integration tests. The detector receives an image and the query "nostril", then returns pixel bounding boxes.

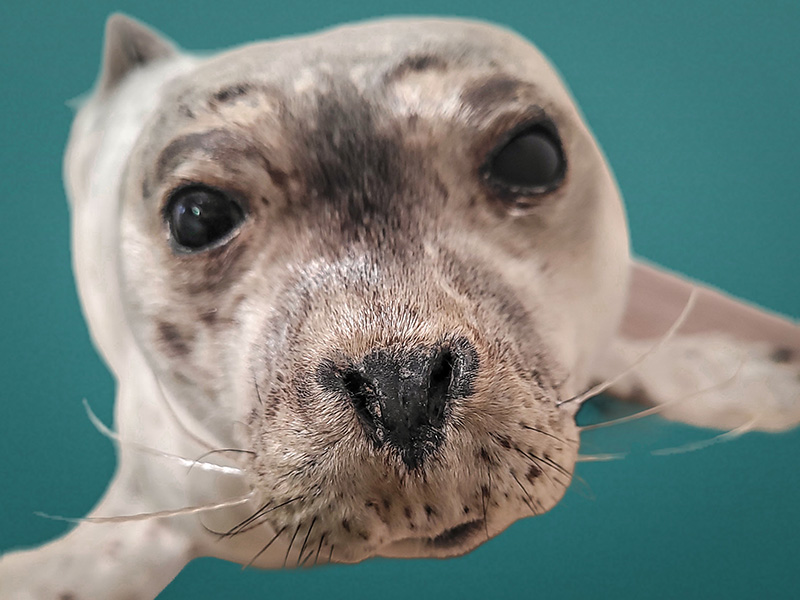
[427,348,454,423]
[342,369,381,426]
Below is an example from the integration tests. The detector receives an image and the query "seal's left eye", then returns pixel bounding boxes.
[166,186,244,251]
[484,121,566,196]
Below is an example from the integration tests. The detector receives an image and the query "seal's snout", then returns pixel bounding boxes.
[322,339,477,469]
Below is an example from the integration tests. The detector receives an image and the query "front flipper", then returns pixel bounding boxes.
[591,259,800,432]
[0,475,193,600]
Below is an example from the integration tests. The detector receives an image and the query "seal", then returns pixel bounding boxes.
[1,14,798,600]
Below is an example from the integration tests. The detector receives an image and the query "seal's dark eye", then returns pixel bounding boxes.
[485,122,565,195]
[166,186,244,251]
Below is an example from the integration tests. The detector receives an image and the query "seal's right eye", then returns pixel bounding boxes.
[165,185,245,251]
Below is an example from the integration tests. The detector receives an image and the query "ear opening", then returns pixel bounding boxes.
[99,13,176,94]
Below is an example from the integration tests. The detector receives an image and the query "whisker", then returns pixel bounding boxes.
[580,354,745,432]
[194,448,256,460]
[576,452,628,462]
[519,423,572,445]
[522,449,571,478]
[187,448,255,476]
[253,366,265,405]
[313,533,325,567]
[511,472,538,517]
[84,400,247,476]
[328,544,334,564]
[216,501,272,538]
[558,287,698,407]
[298,548,316,568]
[297,517,317,568]
[244,526,285,570]
[36,490,256,525]
[515,447,558,489]
[481,464,490,540]
[220,496,303,538]
[651,418,756,456]
[283,523,302,568]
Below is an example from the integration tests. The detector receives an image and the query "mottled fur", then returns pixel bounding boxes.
[1,14,797,600]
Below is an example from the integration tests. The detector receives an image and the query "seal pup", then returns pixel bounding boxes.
[1,14,798,600]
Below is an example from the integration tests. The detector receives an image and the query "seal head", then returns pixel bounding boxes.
[73,18,630,565]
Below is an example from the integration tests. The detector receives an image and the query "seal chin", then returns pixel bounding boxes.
[376,519,487,559]
[425,519,485,550]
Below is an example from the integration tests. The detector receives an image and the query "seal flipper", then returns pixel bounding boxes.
[99,14,176,94]
[590,259,800,432]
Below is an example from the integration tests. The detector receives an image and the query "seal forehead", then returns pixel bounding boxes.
[166,18,565,113]
[144,18,577,210]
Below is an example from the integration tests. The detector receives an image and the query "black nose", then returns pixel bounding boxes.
[330,340,476,469]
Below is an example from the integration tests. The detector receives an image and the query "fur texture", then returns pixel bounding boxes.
[0,15,797,600]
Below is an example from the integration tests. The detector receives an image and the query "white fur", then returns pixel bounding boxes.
[1,15,797,600]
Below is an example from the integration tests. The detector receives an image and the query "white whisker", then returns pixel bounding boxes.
[579,353,745,432]
[575,452,628,462]
[651,418,757,456]
[36,490,256,524]
[83,399,246,476]
[558,287,698,407]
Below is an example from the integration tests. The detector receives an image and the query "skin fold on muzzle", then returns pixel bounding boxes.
[0,13,798,600]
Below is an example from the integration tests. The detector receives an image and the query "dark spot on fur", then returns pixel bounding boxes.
[156,129,235,179]
[463,505,470,514]
[771,347,794,364]
[424,504,435,518]
[427,520,482,548]
[531,369,545,389]
[431,173,449,202]
[157,321,191,356]
[176,241,246,296]
[460,75,525,111]
[496,435,511,449]
[141,175,153,199]
[404,506,413,520]
[261,157,290,189]
[260,401,277,420]
[211,83,253,104]
[358,530,370,541]
[178,104,196,119]
[58,594,76,600]
[156,128,288,194]
[291,84,422,243]
[382,498,391,511]
[341,518,351,532]
[199,308,218,325]
[526,464,542,482]
[384,54,447,83]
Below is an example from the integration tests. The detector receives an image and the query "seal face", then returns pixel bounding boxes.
[3,16,798,600]
[112,18,629,564]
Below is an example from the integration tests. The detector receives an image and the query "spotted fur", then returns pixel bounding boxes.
[1,14,797,600]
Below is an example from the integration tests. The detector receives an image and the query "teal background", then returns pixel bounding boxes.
[1,0,798,598]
